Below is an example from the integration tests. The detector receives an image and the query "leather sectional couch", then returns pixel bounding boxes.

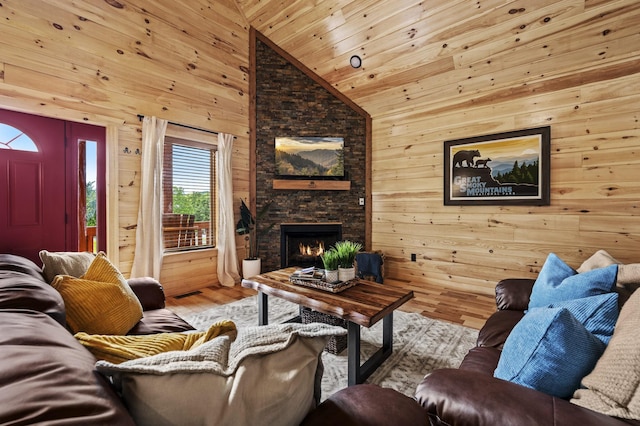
[0,253,195,424]
[307,268,640,426]
[5,249,639,425]
[0,252,345,425]
[415,277,640,426]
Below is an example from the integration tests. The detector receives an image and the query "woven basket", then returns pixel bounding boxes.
[300,306,347,354]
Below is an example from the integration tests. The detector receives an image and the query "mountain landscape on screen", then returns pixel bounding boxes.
[275,137,344,177]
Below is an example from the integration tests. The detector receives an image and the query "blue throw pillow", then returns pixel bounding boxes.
[544,293,619,344]
[494,307,606,399]
[529,253,617,309]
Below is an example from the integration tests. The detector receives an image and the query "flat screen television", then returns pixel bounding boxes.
[275,137,345,179]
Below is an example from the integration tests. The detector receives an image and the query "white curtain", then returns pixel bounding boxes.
[131,116,167,279]
[216,132,241,286]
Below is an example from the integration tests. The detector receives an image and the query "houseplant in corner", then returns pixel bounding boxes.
[334,240,363,282]
[235,198,273,279]
[320,248,340,283]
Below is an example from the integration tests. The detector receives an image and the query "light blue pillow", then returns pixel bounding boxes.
[494,307,606,399]
[529,253,617,309]
[544,293,619,344]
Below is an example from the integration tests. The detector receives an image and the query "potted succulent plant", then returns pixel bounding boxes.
[235,198,273,279]
[320,248,340,283]
[334,240,363,281]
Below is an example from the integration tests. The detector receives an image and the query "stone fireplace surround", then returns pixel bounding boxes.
[280,223,342,269]
[254,35,368,273]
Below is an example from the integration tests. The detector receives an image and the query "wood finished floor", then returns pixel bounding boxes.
[165,276,497,330]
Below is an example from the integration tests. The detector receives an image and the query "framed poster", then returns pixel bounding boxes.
[444,126,550,206]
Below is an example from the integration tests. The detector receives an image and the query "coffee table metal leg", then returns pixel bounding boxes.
[347,312,394,386]
[382,312,393,353]
[257,291,268,325]
[347,321,361,386]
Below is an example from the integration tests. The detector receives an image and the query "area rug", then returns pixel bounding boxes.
[183,295,478,400]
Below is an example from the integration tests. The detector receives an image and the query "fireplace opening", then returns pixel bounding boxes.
[280,223,342,268]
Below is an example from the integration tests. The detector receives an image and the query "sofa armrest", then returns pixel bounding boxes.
[476,310,524,349]
[416,368,632,426]
[127,277,166,310]
[495,278,535,311]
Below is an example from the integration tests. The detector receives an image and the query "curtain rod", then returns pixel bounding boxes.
[136,114,233,138]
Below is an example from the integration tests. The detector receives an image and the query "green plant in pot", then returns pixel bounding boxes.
[321,248,340,283]
[235,198,273,278]
[333,240,363,281]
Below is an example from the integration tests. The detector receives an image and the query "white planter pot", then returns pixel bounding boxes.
[324,269,339,283]
[242,258,261,279]
[338,266,355,282]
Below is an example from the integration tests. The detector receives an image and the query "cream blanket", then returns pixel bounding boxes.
[96,322,345,376]
[95,323,347,426]
[570,250,640,419]
[571,287,640,419]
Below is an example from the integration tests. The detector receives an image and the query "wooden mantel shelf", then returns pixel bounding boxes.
[273,179,351,190]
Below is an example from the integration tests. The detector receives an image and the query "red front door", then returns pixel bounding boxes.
[0,109,67,263]
[0,110,106,264]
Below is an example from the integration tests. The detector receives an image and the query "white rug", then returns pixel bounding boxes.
[184,295,478,400]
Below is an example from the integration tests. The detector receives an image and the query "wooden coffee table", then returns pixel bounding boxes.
[241,267,414,386]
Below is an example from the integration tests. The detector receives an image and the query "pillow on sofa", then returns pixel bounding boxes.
[528,253,617,309]
[76,320,237,363]
[39,250,96,283]
[494,307,606,399]
[96,323,346,426]
[51,253,143,335]
[578,249,640,287]
[545,293,619,344]
[571,289,640,419]
[577,249,619,273]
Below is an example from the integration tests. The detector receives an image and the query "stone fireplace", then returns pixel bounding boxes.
[280,223,342,268]
[254,38,367,273]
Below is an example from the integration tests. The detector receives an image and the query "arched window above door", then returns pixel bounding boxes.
[0,123,38,152]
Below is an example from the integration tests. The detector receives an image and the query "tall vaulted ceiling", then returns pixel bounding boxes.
[234,0,635,119]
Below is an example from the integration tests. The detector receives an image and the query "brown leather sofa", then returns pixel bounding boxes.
[10,249,635,425]
[0,253,195,425]
[302,383,428,425]
[415,278,640,426]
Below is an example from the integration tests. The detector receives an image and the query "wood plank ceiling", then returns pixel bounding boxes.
[235,0,636,119]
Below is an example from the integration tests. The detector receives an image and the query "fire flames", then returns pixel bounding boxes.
[299,241,325,257]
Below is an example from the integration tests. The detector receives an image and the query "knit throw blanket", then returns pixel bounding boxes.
[95,322,346,376]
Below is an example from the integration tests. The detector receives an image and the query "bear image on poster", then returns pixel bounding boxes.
[475,158,491,168]
[453,150,480,167]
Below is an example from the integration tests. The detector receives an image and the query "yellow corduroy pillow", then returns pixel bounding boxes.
[76,320,237,364]
[51,252,143,335]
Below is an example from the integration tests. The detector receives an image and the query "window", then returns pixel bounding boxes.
[78,140,99,253]
[0,123,38,151]
[162,134,216,252]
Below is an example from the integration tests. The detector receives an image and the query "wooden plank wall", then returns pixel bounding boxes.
[237,0,640,297]
[0,0,251,296]
[2,0,639,299]
[369,2,640,295]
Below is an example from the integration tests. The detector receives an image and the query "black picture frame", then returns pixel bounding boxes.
[444,126,550,206]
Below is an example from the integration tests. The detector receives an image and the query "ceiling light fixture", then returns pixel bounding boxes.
[350,55,362,69]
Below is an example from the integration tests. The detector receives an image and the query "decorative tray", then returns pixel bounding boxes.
[289,268,357,293]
